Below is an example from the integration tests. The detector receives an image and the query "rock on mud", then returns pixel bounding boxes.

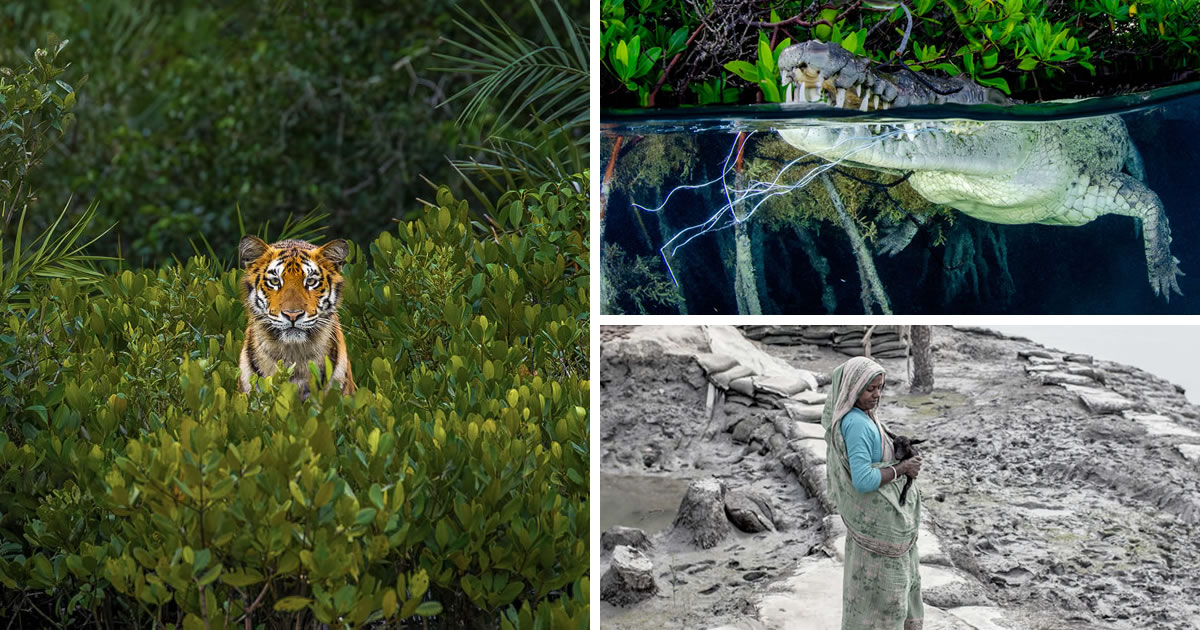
[922,578,994,609]
[601,526,653,554]
[601,545,659,607]
[724,488,776,533]
[670,477,730,549]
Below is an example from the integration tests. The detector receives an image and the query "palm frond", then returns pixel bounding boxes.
[270,209,330,244]
[1,199,118,310]
[433,0,588,198]
[448,120,584,214]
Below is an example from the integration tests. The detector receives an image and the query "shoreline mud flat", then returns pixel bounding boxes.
[599,325,1200,629]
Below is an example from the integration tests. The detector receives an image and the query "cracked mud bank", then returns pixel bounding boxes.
[600,325,1200,629]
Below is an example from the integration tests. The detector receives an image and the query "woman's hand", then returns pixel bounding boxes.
[896,456,923,479]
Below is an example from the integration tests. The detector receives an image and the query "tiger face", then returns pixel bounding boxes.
[239,236,349,345]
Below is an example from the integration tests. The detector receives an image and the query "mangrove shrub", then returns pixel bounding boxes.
[601,0,1200,106]
[0,175,590,628]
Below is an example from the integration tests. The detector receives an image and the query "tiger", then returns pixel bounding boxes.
[237,235,356,397]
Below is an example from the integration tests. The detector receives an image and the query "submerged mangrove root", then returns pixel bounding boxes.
[942,223,980,304]
[752,220,776,314]
[656,205,689,315]
[631,187,658,251]
[941,221,1015,305]
[734,221,762,314]
[821,173,892,314]
[599,136,622,315]
[982,223,1016,304]
[792,225,837,314]
[733,171,763,314]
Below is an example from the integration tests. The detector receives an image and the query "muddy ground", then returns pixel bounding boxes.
[599,326,1200,629]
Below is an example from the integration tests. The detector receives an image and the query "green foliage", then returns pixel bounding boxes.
[930,0,1094,94]
[610,35,664,99]
[0,37,75,215]
[1,0,586,267]
[600,243,683,315]
[1,41,120,318]
[601,0,1200,106]
[0,176,590,628]
[600,0,695,105]
[724,31,792,103]
[437,0,590,212]
[0,201,115,311]
[691,71,739,105]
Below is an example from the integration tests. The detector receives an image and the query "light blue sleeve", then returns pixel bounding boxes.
[841,411,882,493]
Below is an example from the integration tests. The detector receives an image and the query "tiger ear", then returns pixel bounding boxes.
[239,235,269,267]
[316,239,349,271]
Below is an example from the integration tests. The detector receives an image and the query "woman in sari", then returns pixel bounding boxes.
[822,356,925,630]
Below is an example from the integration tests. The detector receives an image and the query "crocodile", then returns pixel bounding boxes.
[775,40,1182,300]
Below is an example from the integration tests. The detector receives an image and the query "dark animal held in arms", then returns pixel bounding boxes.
[887,430,925,506]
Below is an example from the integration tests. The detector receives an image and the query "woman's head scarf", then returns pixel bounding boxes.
[824,356,893,461]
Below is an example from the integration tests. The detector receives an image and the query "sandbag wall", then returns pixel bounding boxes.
[692,352,834,511]
[741,325,911,359]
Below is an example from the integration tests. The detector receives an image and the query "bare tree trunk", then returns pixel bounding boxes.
[910,325,934,393]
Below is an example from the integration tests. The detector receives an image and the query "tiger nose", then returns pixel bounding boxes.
[282,309,304,323]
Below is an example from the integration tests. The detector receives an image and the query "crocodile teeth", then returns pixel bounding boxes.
[904,123,917,141]
[872,94,880,109]
[855,84,862,98]
[835,88,846,108]
[859,96,870,112]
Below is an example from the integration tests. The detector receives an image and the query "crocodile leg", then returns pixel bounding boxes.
[1056,173,1183,299]
[1115,175,1183,299]
[1125,142,1147,183]
[876,213,926,257]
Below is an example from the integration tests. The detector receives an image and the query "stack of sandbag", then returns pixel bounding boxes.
[738,326,838,346]
[693,352,823,410]
[1017,349,1133,414]
[741,325,910,359]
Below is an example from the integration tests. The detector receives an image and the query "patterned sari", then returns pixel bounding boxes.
[822,357,923,630]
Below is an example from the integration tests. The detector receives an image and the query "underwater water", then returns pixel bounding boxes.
[600,82,1200,314]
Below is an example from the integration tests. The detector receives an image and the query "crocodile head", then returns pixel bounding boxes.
[779,40,1011,110]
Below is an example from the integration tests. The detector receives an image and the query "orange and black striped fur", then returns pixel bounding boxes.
[238,236,356,397]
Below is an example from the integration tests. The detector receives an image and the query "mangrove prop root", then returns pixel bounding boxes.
[792,224,838,314]
[600,135,624,222]
[821,173,892,315]
[733,169,763,315]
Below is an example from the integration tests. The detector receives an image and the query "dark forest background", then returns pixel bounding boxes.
[1,0,587,266]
